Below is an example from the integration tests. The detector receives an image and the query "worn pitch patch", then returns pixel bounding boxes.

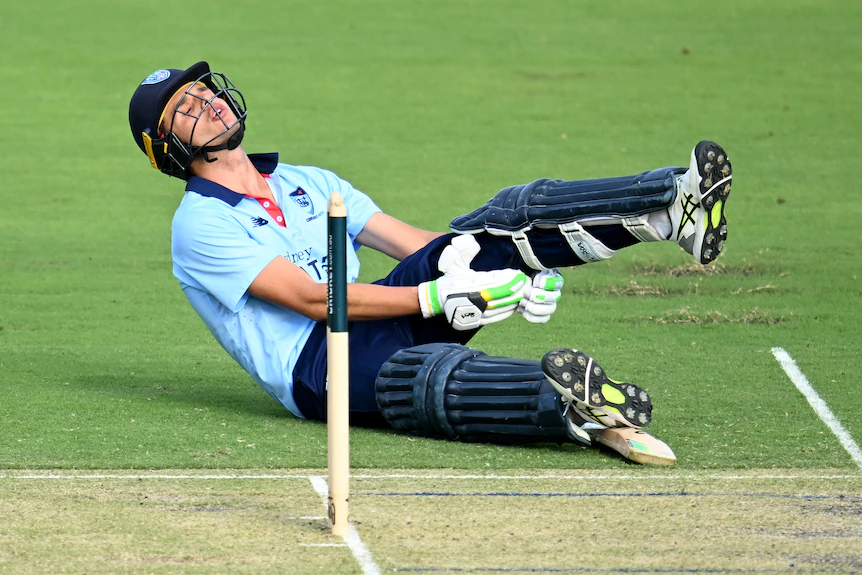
[0,476,360,574]
[351,470,862,573]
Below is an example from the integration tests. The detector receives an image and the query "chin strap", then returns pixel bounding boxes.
[199,122,246,163]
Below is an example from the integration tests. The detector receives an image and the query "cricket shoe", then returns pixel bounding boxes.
[669,140,732,264]
[542,348,652,429]
[560,397,593,445]
[559,397,614,446]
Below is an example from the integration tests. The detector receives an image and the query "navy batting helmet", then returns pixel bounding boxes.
[128,62,247,179]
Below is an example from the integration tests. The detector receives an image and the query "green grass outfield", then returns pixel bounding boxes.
[2,0,860,470]
[1,0,861,571]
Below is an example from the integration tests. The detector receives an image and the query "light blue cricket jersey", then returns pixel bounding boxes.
[171,153,381,417]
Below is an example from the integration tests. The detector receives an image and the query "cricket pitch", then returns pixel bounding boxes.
[1,469,861,574]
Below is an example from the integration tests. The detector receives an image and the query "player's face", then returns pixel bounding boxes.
[161,82,240,148]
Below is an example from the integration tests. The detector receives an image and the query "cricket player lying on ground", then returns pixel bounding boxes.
[128,61,732,448]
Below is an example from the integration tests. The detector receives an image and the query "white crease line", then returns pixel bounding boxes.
[1,473,860,480]
[0,474,312,480]
[354,473,861,480]
[772,347,862,471]
[300,543,347,547]
[309,475,382,575]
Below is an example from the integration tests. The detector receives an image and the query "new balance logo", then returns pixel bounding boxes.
[251,216,269,228]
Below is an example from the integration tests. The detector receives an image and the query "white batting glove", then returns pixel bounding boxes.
[518,268,563,324]
[418,235,527,330]
[436,234,482,275]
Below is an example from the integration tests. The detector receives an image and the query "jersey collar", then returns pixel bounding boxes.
[184,152,279,207]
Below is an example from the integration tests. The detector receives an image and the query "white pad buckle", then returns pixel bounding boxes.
[558,221,618,264]
[622,216,666,243]
[487,222,619,271]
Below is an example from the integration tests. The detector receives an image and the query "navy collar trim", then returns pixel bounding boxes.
[250,152,279,174]
[184,152,280,207]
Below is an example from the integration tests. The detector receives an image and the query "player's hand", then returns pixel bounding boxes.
[418,268,527,329]
[418,235,527,330]
[518,268,563,324]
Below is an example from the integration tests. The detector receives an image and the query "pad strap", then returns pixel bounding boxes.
[511,228,545,270]
[622,216,666,243]
[486,226,546,270]
[558,221,618,263]
[487,221,619,269]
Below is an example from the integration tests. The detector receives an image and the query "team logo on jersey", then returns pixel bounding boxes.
[141,70,171,85]
[289,188,314,215]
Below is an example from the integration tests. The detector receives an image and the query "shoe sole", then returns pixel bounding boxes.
[693,140,732,264]
[541,348,652,428]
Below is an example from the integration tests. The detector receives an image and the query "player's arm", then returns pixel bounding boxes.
[248,256,420,321]
[355,212,445,261]
[248,244,528,330]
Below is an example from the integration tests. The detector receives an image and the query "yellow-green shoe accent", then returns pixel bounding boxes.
[601,384,626,405]
[710,200,723,229]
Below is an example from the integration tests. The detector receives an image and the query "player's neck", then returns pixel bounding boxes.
[190,147,274,201]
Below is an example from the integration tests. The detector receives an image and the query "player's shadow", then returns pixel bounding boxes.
[70,370,603,457]
[71,371,293,420]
